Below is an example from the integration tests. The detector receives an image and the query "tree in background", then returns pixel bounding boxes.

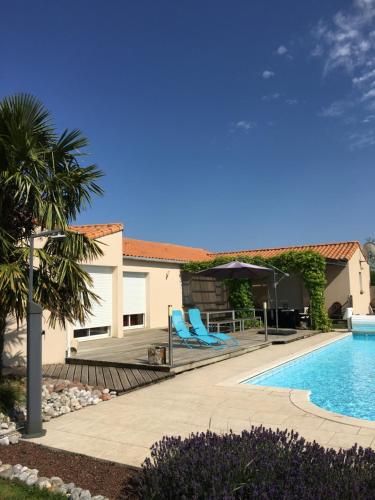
[364,238,375,286]
[0,94,104,376]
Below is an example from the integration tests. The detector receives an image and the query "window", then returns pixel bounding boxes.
[74,326,110,339]
[123,314,144,329]
[359,272,364,294]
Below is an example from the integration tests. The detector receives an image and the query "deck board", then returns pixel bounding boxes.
[81,364,89,385]
[139,369,153,383]
[42,361,171,393]
[66,364,76,382]
[131,368,147,386]
[73,364,82,383]
[126,369,139,388]
[117,369,132,391]
[102,367,114,389]
[59,364,69,380]
[95,366,105,388]
[51,364,62,378]
[44,364,56,376]
[88,365,97,387]
[109,367,123,392]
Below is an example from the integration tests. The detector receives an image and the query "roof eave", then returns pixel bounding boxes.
[123,255,186,264]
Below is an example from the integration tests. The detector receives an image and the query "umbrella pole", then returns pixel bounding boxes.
[273,269,279,334]
[263,301,268,342]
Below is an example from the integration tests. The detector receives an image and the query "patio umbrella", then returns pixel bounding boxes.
[197,260,283,334]
[197,260,273,281]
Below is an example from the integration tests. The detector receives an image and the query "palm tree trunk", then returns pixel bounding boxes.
[0,312,6,382]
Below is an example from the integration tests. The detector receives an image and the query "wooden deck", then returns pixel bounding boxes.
[41,328,321,392]
[42,362,172,393]
[70,327,320,374]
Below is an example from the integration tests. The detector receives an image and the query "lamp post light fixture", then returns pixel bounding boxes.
[25,229,66,437]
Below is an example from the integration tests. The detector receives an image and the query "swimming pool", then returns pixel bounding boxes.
[244,334,375,421]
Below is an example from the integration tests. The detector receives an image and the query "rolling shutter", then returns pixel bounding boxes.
[123,272,146,315]
[78,265,113,329]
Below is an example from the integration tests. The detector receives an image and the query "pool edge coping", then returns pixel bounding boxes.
[217,331,375,430]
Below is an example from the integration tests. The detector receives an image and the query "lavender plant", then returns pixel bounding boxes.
[139,426,375,499]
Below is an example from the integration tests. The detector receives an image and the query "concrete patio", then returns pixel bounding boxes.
[30,331,375,467]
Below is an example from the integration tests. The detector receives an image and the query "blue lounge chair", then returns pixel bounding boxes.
[188,308,240,346]
[172,310,224,349]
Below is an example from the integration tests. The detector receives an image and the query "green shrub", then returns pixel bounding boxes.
[182,250,331,332]
[0,382,23,414]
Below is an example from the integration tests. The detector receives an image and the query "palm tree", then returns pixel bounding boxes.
[0,94,104,376]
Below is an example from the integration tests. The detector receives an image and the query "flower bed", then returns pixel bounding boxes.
[139,426,375,499]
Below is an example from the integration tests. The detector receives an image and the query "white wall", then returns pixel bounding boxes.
[4,230,124,366]
[123,259,183,329]
[348,247,371,314]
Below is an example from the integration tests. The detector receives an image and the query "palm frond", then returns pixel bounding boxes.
[0,93,105,328]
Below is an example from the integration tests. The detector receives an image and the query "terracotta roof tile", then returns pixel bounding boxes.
[69,223,123,239]
[123,238,210,262]
[211,241,361,261]
[74,223,360,262]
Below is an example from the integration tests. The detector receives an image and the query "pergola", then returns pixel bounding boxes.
[197,260,289,333]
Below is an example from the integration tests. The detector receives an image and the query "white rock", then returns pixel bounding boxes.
[0,436,9,446]
[102,388,110,394]
[70,487,82,499]
[50,476,64,491]
[1,422,8,429]
[18,470,32,482]
[0,464,12,478]
[37,477,52,489]
[11,464,24,476]
[26,474,38,486]
[80,489,92,499]
[9,435,19,445]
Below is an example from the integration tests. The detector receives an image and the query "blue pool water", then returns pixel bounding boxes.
[244,335,375,421]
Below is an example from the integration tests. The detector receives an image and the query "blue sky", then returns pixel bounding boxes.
[2,0,375,251]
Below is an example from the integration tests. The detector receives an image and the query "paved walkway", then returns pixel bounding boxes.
[31,332,375,466]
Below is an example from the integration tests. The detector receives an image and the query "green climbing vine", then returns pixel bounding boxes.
[182,250,331,332]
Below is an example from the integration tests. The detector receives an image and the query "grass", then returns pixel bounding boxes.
[0,478,66,499]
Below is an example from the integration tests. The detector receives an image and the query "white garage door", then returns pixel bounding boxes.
[74,265,113,338]
[123,272,146,329]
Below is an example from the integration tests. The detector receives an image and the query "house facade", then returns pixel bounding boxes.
[4,223,371,365]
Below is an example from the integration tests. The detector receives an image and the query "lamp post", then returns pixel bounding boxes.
[25,229,66,437]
